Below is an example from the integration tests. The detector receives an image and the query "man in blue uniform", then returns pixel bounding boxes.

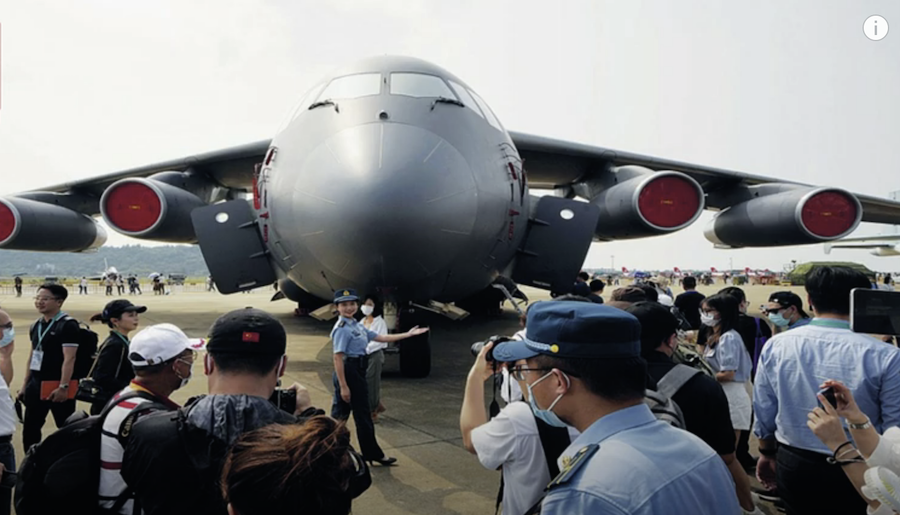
[492,301,741,515]
[331,288,428,466]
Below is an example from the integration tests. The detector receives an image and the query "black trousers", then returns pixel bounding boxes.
[22,378,76,452]
[332,356,384,460]
[776,444,867,515]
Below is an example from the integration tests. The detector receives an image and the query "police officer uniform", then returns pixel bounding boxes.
[330,289,394,465]
[492,302,741,515]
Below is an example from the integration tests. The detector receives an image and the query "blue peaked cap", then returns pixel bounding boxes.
[492,301,642,361]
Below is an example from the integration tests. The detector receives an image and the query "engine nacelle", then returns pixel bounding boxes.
[591,171,705,240]
[705,187,862,247]
[101,178,206,242]
[0,197,107,252]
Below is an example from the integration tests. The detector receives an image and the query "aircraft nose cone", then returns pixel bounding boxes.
[287,123,477,286]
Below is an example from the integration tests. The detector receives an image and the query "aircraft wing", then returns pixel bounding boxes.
[510,132,900,225]
[30,140,271,216]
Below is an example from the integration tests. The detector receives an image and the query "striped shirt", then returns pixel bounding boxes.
[98,383,178,514]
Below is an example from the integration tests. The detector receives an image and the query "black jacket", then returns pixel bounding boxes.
[91,333,135,406]
[121,394,325,515]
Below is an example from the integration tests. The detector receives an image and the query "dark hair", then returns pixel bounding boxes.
[805,266,872,315]
[636,284,659,302]
[222,417,357,515]
[38,283,68,301]
[701,293,740,348]
[210,351,282,377]
[625,302,679,356]
[531,355,646,403]
[552,294,592,304]
[886,275,893,285]
[682,276,697,289]
[718,286,746,304]
[589,280,605,293]
[610,287,648,304]
[361,294,382,318]
[577,272,590,282]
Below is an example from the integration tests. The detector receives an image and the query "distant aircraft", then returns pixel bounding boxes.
[825,234,900,257]
[3,56,900,376]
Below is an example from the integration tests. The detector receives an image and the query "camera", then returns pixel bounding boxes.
[470,336,513,362]
[269,388,297,414]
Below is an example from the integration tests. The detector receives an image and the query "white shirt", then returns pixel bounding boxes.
[470,402,580,515]
[363,316,388,354]
[98,386,171,514]
[0,374,16,437]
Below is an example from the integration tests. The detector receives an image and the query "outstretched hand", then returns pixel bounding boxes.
[407,326,430,337]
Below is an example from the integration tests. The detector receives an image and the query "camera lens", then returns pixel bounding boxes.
[470,340,494,361]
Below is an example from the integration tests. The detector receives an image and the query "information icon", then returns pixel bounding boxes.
[864,15,889,41]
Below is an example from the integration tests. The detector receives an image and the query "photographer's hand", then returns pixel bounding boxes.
[471,341,496,383]
[288,382,313,414]
[460,341,496,454]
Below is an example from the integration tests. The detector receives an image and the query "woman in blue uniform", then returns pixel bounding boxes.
[331,289,428,466]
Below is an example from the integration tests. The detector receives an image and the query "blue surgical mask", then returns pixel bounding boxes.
[768,312,790,327]
[526,370,570,428]
[0,328,14,348]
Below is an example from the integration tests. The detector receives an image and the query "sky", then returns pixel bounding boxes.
[1,0,899,273]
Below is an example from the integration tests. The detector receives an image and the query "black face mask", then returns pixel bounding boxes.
[347,450,372,498]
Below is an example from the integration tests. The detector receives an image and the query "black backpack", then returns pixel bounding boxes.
[28,316,99,380]
[14,390,163,515]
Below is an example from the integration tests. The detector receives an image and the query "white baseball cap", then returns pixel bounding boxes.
[129,323,204,367]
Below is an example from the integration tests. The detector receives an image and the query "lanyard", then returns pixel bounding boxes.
[36,312,66,351]
[111,330,130,346]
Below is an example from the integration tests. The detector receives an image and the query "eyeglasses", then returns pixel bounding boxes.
[509,366,552,381]
[33,296,58,302]
[1,322,12,329]
[764,306,790,315]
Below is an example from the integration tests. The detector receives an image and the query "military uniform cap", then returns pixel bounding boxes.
[334,288,359,303]
[492,301,641,361]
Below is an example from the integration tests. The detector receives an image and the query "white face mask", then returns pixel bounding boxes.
[700,312,720,327]
[0,328,13,348]
[175,359,192,389]
[361,305,374,316]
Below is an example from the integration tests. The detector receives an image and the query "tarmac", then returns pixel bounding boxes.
[0,282,795,514]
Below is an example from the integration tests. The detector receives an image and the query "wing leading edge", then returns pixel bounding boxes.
[510,131,900,225]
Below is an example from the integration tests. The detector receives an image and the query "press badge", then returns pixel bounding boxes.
[30,350,44,371]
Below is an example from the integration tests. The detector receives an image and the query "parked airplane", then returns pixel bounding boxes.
[3,55,900,376]
[825,234,900,257]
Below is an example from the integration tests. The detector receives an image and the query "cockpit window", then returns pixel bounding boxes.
[316,73,382,102]
[390,73,455,99]
[469,89,503,131]
[448,81,484,119]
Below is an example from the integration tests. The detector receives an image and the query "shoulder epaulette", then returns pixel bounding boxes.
[547,444,599,490]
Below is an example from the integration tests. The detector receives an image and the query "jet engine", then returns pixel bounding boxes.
[0,196,107,252]
[704,187,862,247]
[591,171,705,240]
[101,177,206,242]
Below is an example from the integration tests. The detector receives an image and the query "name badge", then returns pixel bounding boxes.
[30,350,44,371]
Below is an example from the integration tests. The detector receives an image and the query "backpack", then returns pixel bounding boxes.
[644,364,701,429]
[29,316,99,380]
[14,390,164,515]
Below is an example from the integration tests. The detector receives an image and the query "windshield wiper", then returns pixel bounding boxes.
[431,97,464,111]
[308,99,340,113]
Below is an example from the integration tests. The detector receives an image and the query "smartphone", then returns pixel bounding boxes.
[850,288,900,336]
[818,387,837,408]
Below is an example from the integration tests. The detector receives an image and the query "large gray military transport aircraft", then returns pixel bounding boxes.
[4,56,900,376]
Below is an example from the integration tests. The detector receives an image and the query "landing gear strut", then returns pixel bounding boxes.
[384,302,432,378]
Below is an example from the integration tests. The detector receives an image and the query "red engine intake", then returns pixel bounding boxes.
[100,178,205,242]
[592,171,705,240]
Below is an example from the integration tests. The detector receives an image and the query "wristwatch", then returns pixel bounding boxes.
[848,416,872,430]
[59,383,69,390]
